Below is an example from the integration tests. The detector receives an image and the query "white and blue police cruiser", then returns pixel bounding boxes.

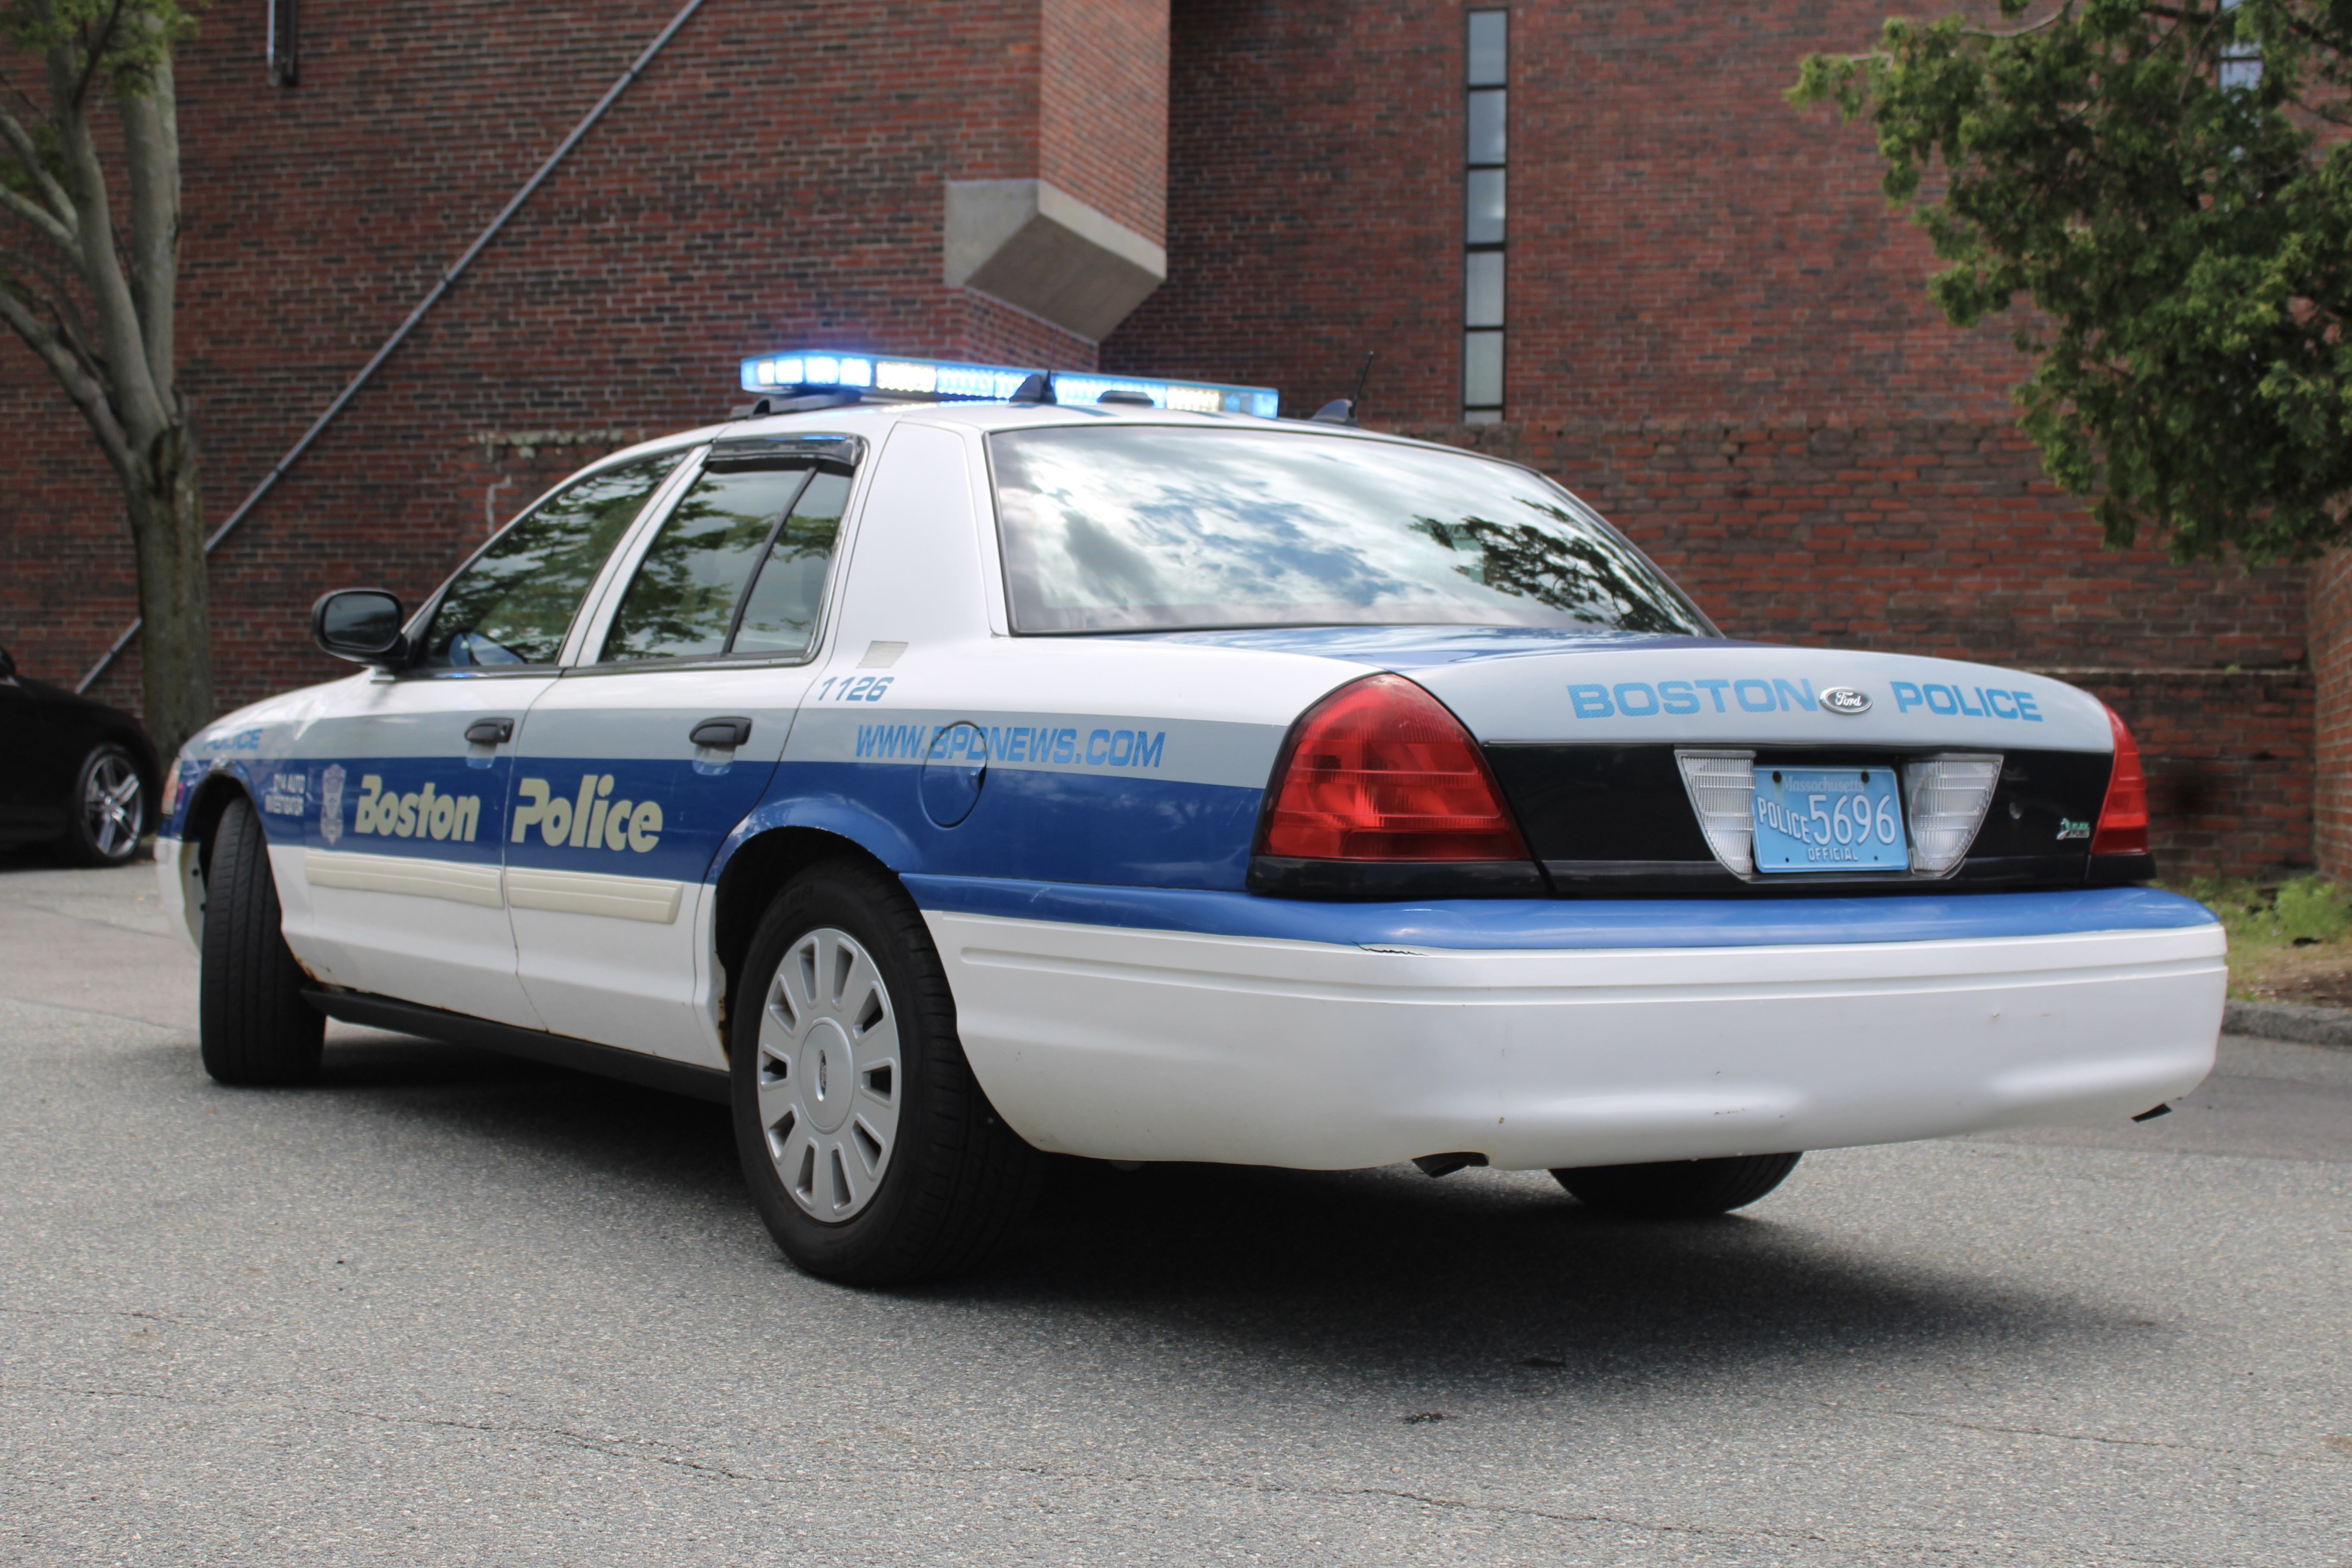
[158,353,2226,1284]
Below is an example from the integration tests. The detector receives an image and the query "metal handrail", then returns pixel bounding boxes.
[78,0,712,693]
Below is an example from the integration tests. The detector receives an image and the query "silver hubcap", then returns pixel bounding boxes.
[84,754,143,858]
[758,927,901,1221]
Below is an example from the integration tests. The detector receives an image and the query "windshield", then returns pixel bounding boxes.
[987,426,1711,636]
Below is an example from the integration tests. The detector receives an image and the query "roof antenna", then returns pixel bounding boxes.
[1310,351,1375,426]
[1008,371,1058,406]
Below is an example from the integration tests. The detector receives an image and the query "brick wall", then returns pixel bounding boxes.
[2035,670,2315,883]
[2311,551,2352,879]
[1040,0,1171,243]
[1106,0,2049,426]
[1,0,1119,712]
[1388,418,2307,671]
[1108,0,2310,668]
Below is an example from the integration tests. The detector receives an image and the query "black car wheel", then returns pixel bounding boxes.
[57,742,146,866]
[731,859,1043,1284]
[199,796,325,1085]
[1551,1151,1803,1218]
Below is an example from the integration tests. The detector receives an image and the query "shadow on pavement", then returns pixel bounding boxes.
[267,1031,2106,1394]
[308,1030,742,1190]
[961,1155,2097,1391]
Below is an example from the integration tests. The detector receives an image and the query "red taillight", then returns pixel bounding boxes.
[2091,704,2149,856]
[1259,675,1529,861]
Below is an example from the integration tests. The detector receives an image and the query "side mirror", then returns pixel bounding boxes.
[312,589,411,670]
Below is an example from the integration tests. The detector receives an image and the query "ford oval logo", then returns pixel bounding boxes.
[1819,686,1872,715]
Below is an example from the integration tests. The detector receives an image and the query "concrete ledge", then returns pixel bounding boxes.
[945,178,1167,343]
[2223,998,2352,1046]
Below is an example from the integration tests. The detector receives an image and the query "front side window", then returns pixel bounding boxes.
[418,453,684,668]
[599,452,853,664]
[989,426,1710,636]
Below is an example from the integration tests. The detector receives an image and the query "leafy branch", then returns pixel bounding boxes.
[1791,0,2352,563]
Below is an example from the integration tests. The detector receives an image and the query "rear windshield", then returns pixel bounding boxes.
[987,426,1710,636]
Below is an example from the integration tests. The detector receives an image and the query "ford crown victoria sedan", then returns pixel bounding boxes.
[158,362,2226,1284]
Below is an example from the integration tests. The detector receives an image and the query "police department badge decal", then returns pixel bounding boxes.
[319,764,346,845]
[1818,687,1871,715]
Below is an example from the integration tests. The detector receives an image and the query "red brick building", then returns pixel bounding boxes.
[0,0,2318,879]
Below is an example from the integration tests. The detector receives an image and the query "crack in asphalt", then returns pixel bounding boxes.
[10,1374,2327,1472]
[1812,1398,2281,1459]
[0,1305,252,1337]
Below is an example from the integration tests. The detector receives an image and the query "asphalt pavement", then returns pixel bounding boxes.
[1,851,2346,1565]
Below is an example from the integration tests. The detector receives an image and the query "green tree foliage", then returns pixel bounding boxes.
[1790,1,2352,563]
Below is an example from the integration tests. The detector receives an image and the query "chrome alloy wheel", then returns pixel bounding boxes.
[757,926,902,1221]
[83,753,144,859]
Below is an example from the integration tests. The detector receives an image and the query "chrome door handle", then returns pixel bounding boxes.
[690,716,753,750]
[464,718,514,746]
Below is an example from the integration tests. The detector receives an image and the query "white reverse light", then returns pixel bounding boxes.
[738,349,1279,417]
[1903,755,2003,876]
[1676,750,1757,878]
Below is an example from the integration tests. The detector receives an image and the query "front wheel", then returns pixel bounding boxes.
[199,796,325,1085]
[731,859,1042,1285]
[1552,1152,1802,1219]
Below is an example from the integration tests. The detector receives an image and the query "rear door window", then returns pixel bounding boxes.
[728,470,853,656]
[598,441,857,664]
[417,454,684,668]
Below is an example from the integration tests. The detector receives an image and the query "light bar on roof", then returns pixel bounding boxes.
[739,350,1280,418]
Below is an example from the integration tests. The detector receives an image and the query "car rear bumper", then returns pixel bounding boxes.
[922,891,2225,1171]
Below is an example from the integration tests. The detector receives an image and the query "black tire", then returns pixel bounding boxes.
[199,796,325,1086]
[1552,1152,1802,1219]
[56,742,147,866]
[731,858,1042,1285]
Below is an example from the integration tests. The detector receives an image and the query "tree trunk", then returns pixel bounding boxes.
[122,420,212,760]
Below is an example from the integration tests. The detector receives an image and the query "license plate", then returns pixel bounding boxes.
[1752,765,1907,873]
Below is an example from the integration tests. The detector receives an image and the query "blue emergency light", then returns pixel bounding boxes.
[738,350,1280,419]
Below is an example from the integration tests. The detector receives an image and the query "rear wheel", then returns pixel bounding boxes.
[731,859,1042,1285]
[199,796,324,1085]
[57,743,145,866]
[1552,1152,1802,1218]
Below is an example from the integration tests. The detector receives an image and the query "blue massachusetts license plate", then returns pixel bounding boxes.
[1752,765,1907,873]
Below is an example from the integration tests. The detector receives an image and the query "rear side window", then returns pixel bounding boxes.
[987,426,1710,636]
[730,470,853,656]
[599,448,855,664]
[418,454,683,668]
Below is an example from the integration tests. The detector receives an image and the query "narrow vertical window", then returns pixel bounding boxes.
[2218,0,2261,90]
[1463,9,1507,422]
[268,0,299,87]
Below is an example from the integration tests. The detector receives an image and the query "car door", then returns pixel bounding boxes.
[291,451,691,1028]
[503,434,862,1063]
[0,656,60,841]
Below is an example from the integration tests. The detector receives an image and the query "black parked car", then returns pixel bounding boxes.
[0,647,160,865]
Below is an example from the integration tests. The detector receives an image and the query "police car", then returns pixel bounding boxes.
[157,352,2226,1284]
